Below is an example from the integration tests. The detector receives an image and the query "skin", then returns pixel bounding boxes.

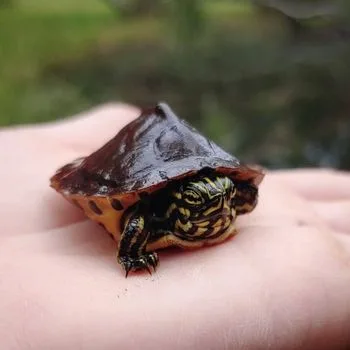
[0,103,350,350]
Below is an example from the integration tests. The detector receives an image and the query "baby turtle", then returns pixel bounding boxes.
[50,103,264,276]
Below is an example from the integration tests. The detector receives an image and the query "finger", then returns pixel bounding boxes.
[4,103,140,152]
[310,200,350,234]
[271,169,350,201]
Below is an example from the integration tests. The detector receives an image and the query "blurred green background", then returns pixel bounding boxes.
[1,0,350,169]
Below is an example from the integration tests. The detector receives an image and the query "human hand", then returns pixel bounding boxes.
[0,104,349,350]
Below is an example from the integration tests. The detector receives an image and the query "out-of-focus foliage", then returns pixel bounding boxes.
[0,0,114,124]
[1,0,350,169]
[253,0,342,19]
[104,0,165,16]
[0,0,14,8]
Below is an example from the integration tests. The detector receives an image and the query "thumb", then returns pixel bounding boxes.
[29,102,140,150]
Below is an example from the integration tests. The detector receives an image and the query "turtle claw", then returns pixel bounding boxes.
[118,252,158,277]
[124,261,132,278]
[148,252,158,271]
[145,264,152,276]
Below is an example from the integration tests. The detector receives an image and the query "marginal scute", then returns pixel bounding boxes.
[88,200,103,215]
[110,198,124,211]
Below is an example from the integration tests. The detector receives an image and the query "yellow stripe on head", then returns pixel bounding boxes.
[203,197,223,216]
[175,219,193,232]
[195,220,211,228]
[179,207,190,217]
[204,177,220,191]
[190,181,209,196]
[223,177,231,191]
[173,191,182,200]
[166,202,178,218]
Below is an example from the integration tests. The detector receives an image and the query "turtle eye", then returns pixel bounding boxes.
[183,190,202,206]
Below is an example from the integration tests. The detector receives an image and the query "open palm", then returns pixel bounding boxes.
[1,104,350,350]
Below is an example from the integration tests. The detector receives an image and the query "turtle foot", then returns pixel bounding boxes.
[118,252,158,277]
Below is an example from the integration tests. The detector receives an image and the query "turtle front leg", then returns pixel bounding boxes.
[117,210,158,277]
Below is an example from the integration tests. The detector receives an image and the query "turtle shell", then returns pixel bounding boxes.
[51,103,264,238]
[51,102,264,199]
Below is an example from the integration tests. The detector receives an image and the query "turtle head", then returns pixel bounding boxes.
[169,175,237,238]
[181,175,235,219]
